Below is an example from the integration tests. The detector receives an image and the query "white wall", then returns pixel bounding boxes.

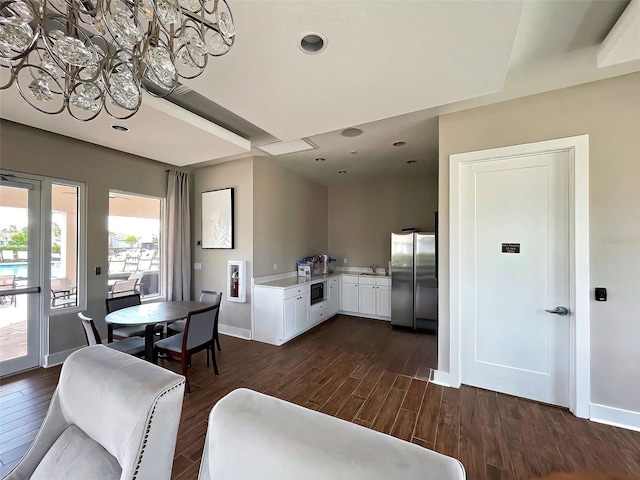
[0,120,176,355]
[328,175,437,268]
[253,158,328,278]
[438,72,640,417]
[192,158,254,334]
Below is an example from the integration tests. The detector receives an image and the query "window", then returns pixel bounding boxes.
[51,183,80,310]
[108,191,163,299]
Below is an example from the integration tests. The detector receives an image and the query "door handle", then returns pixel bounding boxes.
[545,306,569,316]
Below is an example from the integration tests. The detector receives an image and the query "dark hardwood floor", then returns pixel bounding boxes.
[1,315,639,480]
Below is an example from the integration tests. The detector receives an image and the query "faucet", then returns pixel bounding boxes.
[370,264,377,274]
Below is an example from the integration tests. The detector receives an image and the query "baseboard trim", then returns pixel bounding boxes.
[338,311,390,322]
[218,324,251,340]
[44,346,83,368]
[590,403,640,432]
[431,370,453,387]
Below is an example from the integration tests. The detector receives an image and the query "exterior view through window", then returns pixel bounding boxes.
[51,184,79,309]
[1,178,83,369]
[108,192,162,299]
[0,184,29,361]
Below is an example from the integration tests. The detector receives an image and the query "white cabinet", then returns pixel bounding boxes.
[285,293,309,339]
[340,275,359,313]
[376,284,391,317]
[327,278,339,316]
[253,275,340,346]
[340,275,391,320]
[358,277,377,316]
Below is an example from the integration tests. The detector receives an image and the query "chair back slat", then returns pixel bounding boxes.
[199,290,222,307]
[78,313,102,345]
[51,277,74,291]
[184,306,217,351]
[105,293,141,313]
[111,279,138,297]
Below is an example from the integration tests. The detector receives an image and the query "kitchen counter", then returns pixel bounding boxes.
[255,273,341,289]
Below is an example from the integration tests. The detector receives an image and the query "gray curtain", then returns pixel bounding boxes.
[167,170,191,300]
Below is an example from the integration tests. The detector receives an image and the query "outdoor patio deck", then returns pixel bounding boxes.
[0,299,27,363]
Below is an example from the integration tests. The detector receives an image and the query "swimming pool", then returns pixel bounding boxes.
[0,262,63,279]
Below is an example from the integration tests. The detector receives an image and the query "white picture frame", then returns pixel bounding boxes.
[202,188,234,249]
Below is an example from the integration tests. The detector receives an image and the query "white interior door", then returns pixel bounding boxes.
[0,175,42,376]
[460,151,570,407]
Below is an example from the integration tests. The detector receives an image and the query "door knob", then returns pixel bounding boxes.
[545,306,569,316]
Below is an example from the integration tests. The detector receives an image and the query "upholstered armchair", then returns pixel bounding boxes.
[4,345,185,480]
[198,388,466,480]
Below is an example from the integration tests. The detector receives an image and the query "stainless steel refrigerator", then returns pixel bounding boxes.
[391,231,437,331]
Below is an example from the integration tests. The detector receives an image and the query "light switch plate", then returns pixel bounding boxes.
[194,262,202,270]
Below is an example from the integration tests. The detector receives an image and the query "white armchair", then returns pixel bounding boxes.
[4,345,185,480]
[198,388,466,480]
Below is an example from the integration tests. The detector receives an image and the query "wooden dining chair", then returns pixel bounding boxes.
[105,293,163,342]
[78,312,145,356]
[154,305,219,393]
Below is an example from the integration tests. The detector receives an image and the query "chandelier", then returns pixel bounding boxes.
[0,0,235,121]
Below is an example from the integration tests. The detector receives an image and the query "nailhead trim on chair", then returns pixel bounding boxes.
[132,380,186,480]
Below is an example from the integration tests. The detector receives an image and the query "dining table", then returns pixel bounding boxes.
[105,301,211,362]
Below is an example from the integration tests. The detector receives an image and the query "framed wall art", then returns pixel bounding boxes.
[202,187,234,249]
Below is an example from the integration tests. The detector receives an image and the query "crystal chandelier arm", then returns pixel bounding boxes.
[1,0,235,120]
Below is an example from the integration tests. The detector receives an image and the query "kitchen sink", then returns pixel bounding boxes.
[360,273,385,276]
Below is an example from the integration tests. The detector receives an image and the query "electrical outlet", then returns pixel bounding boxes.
[194,263,202,270]
[273,263,277,271]
[343,258,347,264]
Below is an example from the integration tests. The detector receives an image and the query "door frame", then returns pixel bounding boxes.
[447,135,590,418]
[0,175,43,375]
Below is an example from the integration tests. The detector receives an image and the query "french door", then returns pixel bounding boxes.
[0,175,42,375]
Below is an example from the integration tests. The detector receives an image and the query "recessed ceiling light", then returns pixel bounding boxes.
[350,150,358,154]
[341,127,363,137]
[338,170,347,174]
[406,159,417,164]
[111,124,129,132]
[299,32,327,54]
[393,141,406,147]
[315,157,325,162]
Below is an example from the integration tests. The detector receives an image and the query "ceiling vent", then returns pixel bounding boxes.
[257,138,318,156]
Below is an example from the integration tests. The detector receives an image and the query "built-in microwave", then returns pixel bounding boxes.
[310,281,325,305]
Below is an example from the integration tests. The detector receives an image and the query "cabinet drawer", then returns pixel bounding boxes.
[358,276,376,285]
[328,277,339,286]
[375,277,391,287]
[309,301,326,314]
[341,275,359,284]
[310,308,328,325]
[284,285,310,300]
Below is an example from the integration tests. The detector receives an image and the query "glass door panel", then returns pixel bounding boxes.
[51,184,79,309]
[0,175,42,375]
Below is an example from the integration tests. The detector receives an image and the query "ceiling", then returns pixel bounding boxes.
[1,0,639,186]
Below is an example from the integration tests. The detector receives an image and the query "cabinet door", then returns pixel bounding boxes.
[376,285,391,317]
[328,284,339,315]
[341,282,358,312]
[295,293,309,332]
[359,284,376,316]
[284,296,296,339]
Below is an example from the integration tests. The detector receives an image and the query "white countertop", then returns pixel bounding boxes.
[254,272,390,289]
[255,273,341,289]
